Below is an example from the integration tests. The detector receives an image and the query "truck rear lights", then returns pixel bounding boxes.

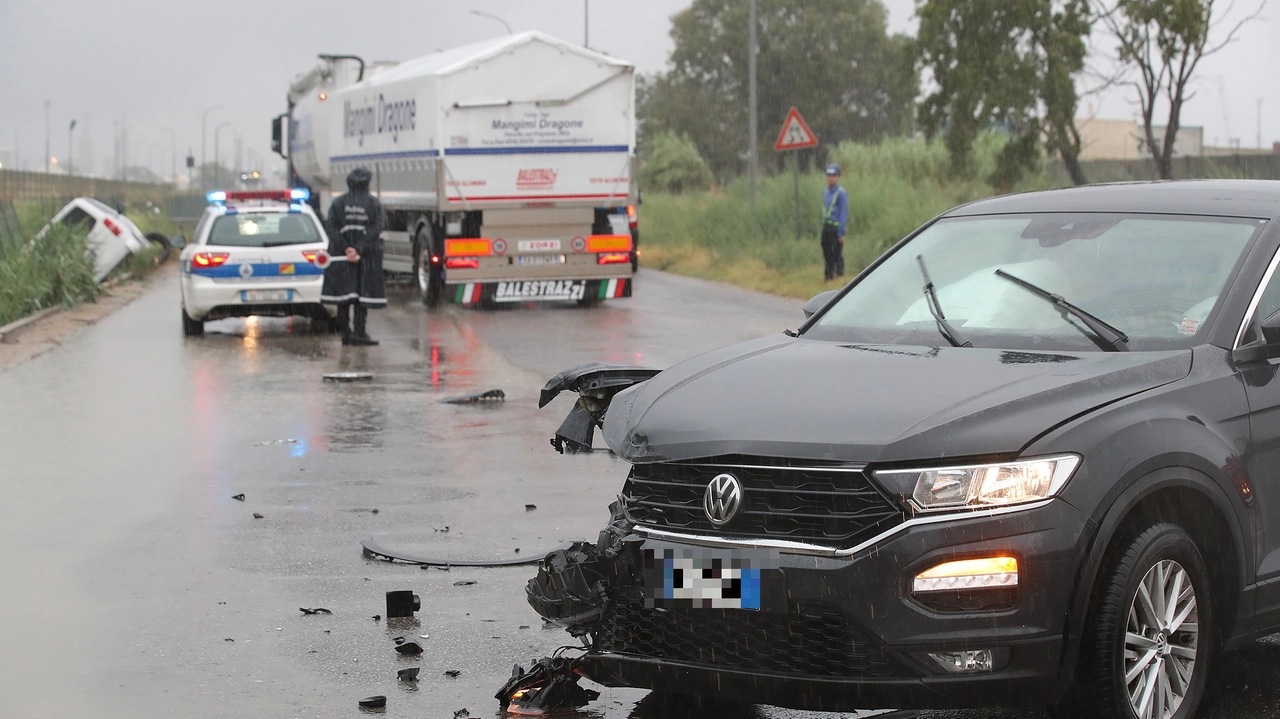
[626,204,638,229]
[586,234,632,253]
[445,258,480,269]
[193,252,230,268]
[597,252,631,265]
[101,217,122,236]
[445,238,492,257]
[913,556,1018,593]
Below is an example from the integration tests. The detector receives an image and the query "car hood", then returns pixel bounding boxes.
[601,336,1191,464]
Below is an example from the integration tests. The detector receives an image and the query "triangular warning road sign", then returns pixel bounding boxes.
[774,107,819,151]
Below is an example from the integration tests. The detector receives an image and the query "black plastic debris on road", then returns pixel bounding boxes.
[397,667,420,682]
[231,493,245,501]
[252,513,264,519]
[362,537,576,567]
[453,580,477,587]
[392,637,423,655]
[324,372,373,382]
[358,695,386,708]
[440,389,505,405]
[496,657,599,713]
[372,614,381,622]
[386,590,420,618]
[454,710,470,719]
[299,607,332,615]
[444,669,461,678]
[524,504,537,511]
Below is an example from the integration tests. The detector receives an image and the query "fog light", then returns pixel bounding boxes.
[929,649,995,673]
[913,556,1018,593]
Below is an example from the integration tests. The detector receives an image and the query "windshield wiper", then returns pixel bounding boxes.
[916,255,972,348]
[994,269,1129,352]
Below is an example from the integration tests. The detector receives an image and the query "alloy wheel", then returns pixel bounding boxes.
[1124,559,1199,719]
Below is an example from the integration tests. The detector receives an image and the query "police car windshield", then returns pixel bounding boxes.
[207,213,321,247]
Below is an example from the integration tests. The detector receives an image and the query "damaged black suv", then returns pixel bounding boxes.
[530,181,1280,719]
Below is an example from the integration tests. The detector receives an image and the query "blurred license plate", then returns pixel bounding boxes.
[242,289,292,301]
[518,239,561,252]
[516,255,565,266]
[642,546,780,610]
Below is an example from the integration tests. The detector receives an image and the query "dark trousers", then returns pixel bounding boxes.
[821,224,844,280]
[336,302,368,337]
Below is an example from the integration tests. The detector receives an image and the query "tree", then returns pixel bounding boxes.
[639,132,716,194]
[640,0,918,179]
[917,0,1092,188]
[1094,0,1261,180]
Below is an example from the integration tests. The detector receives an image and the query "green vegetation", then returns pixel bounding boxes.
[639,135,1061,300]
[0,203,102,326]
[638,132,716,194]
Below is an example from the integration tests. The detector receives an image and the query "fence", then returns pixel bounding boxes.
[1064,153,1280,185]
[0,169,176,207]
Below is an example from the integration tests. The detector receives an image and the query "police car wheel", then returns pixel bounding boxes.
[181,307,204,336]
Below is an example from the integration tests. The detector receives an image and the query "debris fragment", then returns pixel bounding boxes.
[252,513,264,519]
[224,638,234,642]
[524,504,537,511]
[440,389,505,405]
[392,638,423,655]
[386,590,421,618]
[362,538,576,567]
[324,372,374,382]
[372,615,381,622]
[299,607,332,615]
[444,669,461,678]
[254,438,298,446]
[358,695,387,708]
[514,548,520,553]
[433,526,450,533]
[231,494,246,501]
[519,625,530,630]
[397,668,420,682]
[371,508,379,514]
[495,657,599,713]
[454,710,470,719]
[453,580,477,587]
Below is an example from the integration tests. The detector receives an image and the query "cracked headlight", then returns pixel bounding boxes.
[877,455,1080,512]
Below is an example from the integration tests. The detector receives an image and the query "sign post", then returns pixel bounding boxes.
[773,107,818,240]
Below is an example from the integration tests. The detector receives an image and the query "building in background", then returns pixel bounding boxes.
[0,148,13,169]
[1077,117,1274,161]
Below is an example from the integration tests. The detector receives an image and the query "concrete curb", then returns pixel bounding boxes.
[0,306,61,342]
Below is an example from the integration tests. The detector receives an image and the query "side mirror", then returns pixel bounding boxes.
[170,235,187,249]
[1262,310,1280,345]
[802,290,839,319]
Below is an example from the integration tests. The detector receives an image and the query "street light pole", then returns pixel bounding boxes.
[748,0,758,210]
[214,122,232,188]
[468,9,512,34]
[584,0,589,47]
[160,128,176,185]
[44,100,50,174]
[68,119,77,175]
[202,105,223,187]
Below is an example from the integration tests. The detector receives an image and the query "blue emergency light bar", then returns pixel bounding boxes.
[206,188,310,204]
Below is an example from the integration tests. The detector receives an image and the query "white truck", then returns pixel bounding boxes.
[273,32,638,307]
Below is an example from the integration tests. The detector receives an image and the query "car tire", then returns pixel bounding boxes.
[181,307,204,337]
[1071,522,1212,719]
[413,225,442,308]
[145,232,172,264]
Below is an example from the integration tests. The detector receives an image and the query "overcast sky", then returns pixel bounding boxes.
[1,0,1276,179]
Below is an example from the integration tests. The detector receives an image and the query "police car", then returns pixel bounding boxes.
[178,189,336,336]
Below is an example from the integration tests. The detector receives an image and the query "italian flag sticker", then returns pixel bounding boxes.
[598,278,628,299]
[454,283,483,304]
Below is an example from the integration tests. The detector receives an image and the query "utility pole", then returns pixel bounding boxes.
[202,105,223,188]
[68,119,76,175]
[1259,97,1265,150]
[748,0,758,210]
[584,0,589,47]
[160,128,176,184]
[44,101,50,173]
[214,122,232,188]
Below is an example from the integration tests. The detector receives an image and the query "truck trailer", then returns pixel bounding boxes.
[273,32,638,307]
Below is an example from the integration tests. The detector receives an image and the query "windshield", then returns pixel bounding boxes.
[806,213,1262,351]
[206,213,322,248]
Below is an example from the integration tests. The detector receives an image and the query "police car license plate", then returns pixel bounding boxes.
[642,546,781,610]
[515,255,565,266]
[242,289,292,301]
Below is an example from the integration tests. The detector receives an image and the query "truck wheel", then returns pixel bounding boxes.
[181,307,204,336]
[413,227,442,308]
[1074,522,1211,719]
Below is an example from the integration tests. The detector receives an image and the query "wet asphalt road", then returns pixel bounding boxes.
[2,268,1280,718]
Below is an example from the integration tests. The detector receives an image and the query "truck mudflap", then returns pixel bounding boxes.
[538,362,662,454]
[449,278,632,306]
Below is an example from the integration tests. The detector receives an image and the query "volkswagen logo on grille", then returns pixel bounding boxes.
[703,473,743,526]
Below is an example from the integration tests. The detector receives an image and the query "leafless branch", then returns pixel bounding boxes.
[1201,0,1264,57]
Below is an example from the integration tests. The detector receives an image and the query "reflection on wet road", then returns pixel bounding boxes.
[0,269,1271,718]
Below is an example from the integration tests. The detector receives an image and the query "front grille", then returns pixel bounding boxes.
[598,597,904,678]
[624,458,903,546]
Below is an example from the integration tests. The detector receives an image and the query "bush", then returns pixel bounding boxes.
[639,131,715,194]
[0,220,102,326]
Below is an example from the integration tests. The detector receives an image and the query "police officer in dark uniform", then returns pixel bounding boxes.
[821,163,848,281]
[320,167,386,345]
